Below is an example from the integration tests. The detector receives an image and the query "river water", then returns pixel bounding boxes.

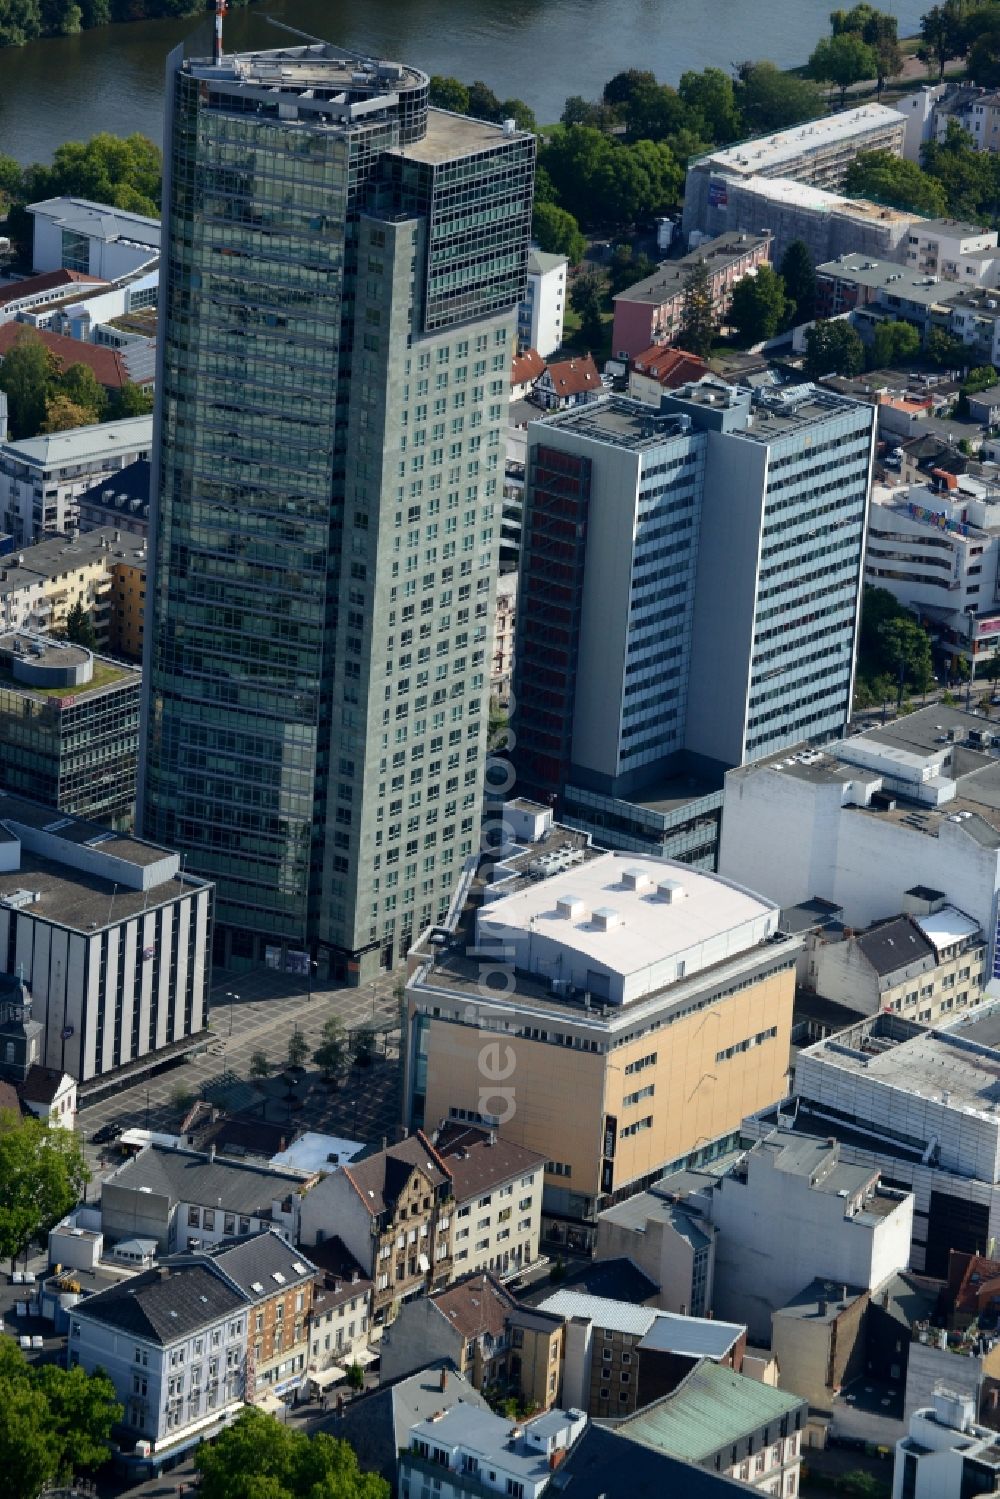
[0,0,929,165]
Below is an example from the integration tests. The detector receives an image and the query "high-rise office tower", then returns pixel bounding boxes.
[512,381,873,864]
[141,41,534,979]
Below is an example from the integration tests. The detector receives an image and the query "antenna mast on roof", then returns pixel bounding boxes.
[213,0,227,66]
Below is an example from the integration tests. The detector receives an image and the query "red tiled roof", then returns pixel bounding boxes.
[512,348,546,386]
[435,1121,545,1203]
[545,354,600,396]
[0,323,145,391]
[429,1272,516,1343]
[631,345,709,389]
[0,269,107,307]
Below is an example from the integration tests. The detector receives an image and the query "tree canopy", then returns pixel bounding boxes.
[195,1405,390,1499]
[857,585,935,695]
[0,1107,89,1270]
[728,265,790,344]
[732,61,825,135]
[0,1339,120,1499]
[844,149,949,217]
[678,257,717,359]
[531,200,586,265]
[871,318,922,368]
[63,600,98,649]
[804,319,866,378]
[0,328,120,439]
[779,239,817,325]
[808,32,878,105]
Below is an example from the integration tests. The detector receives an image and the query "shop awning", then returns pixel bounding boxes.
[309,1365,346,1390]
[350,1347,378,1368]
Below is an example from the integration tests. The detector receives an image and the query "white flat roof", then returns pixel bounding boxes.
[914,906,981,952]
[700,104,905,176]
[270,1132,365,1173]
[27,196,161,246]
[2,415,153,470]
[475,853,777,979]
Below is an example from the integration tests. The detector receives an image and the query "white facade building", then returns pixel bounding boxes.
[697,1135,913,1342]
[893,1388,1000,1499]
[719,705,1000,947]
[69,1262,248,1458]
[0,414,153,543]
[903,218,1000,277]
[518,249,567,359]
[0,792,212,1084]
[28,197,160,281]
[865,475,1000,671]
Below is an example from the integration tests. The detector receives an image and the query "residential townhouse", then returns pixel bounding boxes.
[298,1133,455,1322]
[435,1122,545,1279]
[101,1144,314,1256]
[401,1404,588,1499]
[305,1235,373,1383]
[380,1272,517,1392]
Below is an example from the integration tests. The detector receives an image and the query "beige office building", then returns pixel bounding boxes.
[403,811,796,1251]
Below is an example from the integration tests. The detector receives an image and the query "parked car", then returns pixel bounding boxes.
[91,1121,123,1145]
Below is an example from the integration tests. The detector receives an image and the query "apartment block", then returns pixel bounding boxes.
[512,381,872,861]
[0,634,140,826]
[305,1236,372,1386]
[0,415,152,544]
[0,794,211,1084]
[518,249,567,359]
[611,1361,805,1495]
[894,1389,1000,1499]
[0,525,147,660]
[380,1272,519,1391]
[684,105,906,223]
[404,823,797,1250]
[142,41,534,981]
[610,232,771,361]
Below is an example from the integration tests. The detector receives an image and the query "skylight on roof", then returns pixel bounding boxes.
[251,1281,264,1294]
[292,1261,306,1274]
[272,1271,286,1284]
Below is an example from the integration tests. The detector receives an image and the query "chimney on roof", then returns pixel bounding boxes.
[381,1136,387,1152]
[439,1368,448,1392]
[819,1298,828,1316]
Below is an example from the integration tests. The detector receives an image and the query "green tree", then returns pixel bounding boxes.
[313,1017,346,1079]
[560,95,617,130]
[30,131,162,215]
[196,1407,390,1499]
[249,1050,271,1079]
[63,600,98,649]
[0,0,42,47]
[287,1029,308,1070]
[832,6,903,91]
[569,271,606,347]
[926,326,967,367]
[0,1109,88,1272]
[0,327,56,439]
[678,256,717,358]
[608,244,658,298]
[809,32,878,106]
[728,265,789,344]
[845,149,949,215]
[111,379,154,418]
[922,118,998,218]
[678,67,742,144]
[0,1339,120,1499]
[0,154,24,213]
[958,362,999,412]
[467,80,503,122]
[56,360,107,420]
[871,318,922,367]
[40,394,96,434]
[804,319,866,377]
[346,1360,365,1392]
[531,200,586,265]
[618,79,689,143]
[351,1027,376,1067]
[428,76,470,113]
[919,0,969,79]
[602,68,658,112]
[500,98,537,133]
[780,239,817,325]
[968,17,1000,87]
[733,61,824,135]
[538,124,615,224]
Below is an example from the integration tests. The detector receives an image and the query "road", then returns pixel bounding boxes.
[78,967,408,1185]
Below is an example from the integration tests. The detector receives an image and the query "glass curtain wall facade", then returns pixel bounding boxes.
[142,44,534,979]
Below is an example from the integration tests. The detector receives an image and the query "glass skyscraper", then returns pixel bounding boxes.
[141,42,534,979]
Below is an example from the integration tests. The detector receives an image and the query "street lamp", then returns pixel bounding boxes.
[370,982,377,1020]
[225,990,239,1038]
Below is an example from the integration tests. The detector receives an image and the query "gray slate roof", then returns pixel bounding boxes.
[200,1228,316,1301]
[330,1361,490,1484]
[555,1424,750,1499]
[105,1143,309,1217]
[857,917,935,977]
[75,1263,245,1344]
